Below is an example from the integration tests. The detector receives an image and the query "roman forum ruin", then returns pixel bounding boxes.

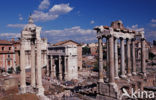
[94,21,155,100]
[47,44,78,81]
[20,16,47,95]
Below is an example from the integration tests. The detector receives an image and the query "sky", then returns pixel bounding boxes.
[0,0,156,43]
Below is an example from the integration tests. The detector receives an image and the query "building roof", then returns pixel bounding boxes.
[53,40,81,46]
[0,40,12,45]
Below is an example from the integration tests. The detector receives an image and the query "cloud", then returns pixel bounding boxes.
[38,0,50,10]
[32,3,73,22]
[151,19,156,23]
[7,24,25,28]
[18,14,23,21]
[0,33,20,39]
[127,24,144,32]
[43,26,96,43]
[49,3,73,14]
[90,20,95,24]
[150,24,156,28]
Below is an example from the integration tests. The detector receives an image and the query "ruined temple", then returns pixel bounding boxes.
[94,21,156,100]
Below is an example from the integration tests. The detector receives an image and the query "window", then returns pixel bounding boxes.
[9,47,11,50]
[2,47,4,51]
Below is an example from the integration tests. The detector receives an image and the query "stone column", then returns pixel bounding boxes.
[106,38,109,80]
[141,38,146,76]
[64,56,68,80]
[59,56,62,80]
[36,40,44,95]
[120,38,126,78]
[50,56,54,78]
[114,38,119,79]
[126,38,132,76]
[108,36,115,84]
[46,56,49,76]
[31,44,36,88]
[98,37,104,82]
[132,39,137,75]
[20,40,26,93]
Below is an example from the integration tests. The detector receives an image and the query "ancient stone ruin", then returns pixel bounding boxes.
[94,21,156,100]
[20,16,47,95]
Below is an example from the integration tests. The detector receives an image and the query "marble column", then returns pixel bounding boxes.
[132,39,137,75]
[20,40,26,93]
[36,40,44,95]
[46,56,49,76]
[108,36,115,84]
[64,56,68,80]
[141,38,146,76]
[114,38,119,79]
[31,44,36,88]
[98,37,104,82]
[120,38,126,78]
[50,56,54,78]
[59,56,62,80]
[126,38,132,76]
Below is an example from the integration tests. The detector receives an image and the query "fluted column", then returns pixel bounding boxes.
[141,38,146,76]
[132,39,137,75]
[120,38,126,78]
[20,40,26,93]
[64,56,68,80]
[36,40,44,95]
[31,44,36,88]
[114,38,119,79]
[108,36,115,84]
[59,56,62,80]
[126,38,132,76]
[98,37,104,82]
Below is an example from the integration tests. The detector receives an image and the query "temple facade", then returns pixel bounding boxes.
[20,16,47,95]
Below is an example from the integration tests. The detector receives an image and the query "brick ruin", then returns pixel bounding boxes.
[94,21,156,100]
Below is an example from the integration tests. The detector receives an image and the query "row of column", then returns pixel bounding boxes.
[98,36,146,84]
[20,40,44,95]
[47,55,68,81]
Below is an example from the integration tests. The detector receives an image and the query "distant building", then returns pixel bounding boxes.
[53,40,82,70]
[0,39,19,71]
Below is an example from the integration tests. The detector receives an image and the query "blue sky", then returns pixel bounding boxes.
[0,0,156,43]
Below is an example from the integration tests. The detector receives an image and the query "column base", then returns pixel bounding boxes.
[98,78,104,83]
[20,86,26,94]
[37,86,44,95]
[127,73,132,77]
[120,75,126,78]
[114,77,119,79]
[132,72,137,75]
